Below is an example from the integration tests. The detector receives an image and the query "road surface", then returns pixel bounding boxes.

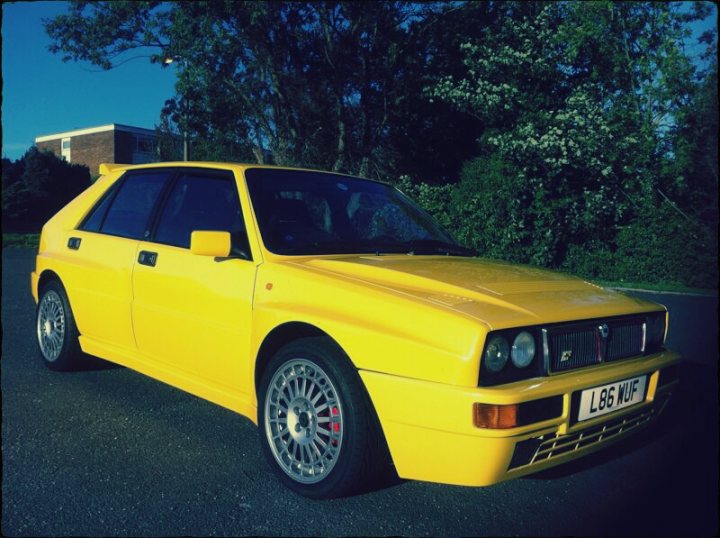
[2,248,717,536]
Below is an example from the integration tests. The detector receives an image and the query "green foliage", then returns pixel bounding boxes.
[560,205,718,289]
[421,1,717,288]
[42,1,717,288]
[395,176,454,231]
[155,115,183,162]
[1,148,91,232]
[405,168,718,289]
[612,206,717,288]
[670,63,718,229]
[452,155,531,262]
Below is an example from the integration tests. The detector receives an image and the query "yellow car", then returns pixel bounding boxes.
[31,162,680,498]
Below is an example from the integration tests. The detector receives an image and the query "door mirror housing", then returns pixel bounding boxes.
[190,231,231,257]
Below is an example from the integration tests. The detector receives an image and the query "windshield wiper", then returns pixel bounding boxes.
[403,239,477,257]
[275,238,476,257]
[278,239,401,255]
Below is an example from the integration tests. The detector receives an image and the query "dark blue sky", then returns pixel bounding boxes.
[2,1,176,160]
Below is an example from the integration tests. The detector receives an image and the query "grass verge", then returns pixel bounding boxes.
[2,233,40,249]
[591,279,717,296]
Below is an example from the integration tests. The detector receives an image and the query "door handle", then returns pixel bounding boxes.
[138,250,158,267]
[67,237,82,250]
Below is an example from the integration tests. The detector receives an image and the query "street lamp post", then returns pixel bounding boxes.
[182,105,188,162]
[163,56,189,161]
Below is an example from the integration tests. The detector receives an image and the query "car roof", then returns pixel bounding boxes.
[98,161,388,185]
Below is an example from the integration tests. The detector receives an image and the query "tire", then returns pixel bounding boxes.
[257,337,386,499]
[36,280,82,371]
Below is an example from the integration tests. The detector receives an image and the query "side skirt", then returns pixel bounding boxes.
[79,335,258,424]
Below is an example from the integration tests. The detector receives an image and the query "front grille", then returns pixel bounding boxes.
[550,328,598,371]
[548,317,645,373]
[508,396,671,470]
[605,320,644,361]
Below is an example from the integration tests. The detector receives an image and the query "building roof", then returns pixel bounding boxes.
[35,123,156,143]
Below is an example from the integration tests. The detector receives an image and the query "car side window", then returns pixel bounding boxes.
[98,171,173,240]
[153,172,251,258]
[80,181,120,232]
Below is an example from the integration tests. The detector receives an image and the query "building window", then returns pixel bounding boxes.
[135,135,157,154]
[61,137,71,162]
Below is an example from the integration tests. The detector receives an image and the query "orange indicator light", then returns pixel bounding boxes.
[266,283,273,290]
[473,403,518,429]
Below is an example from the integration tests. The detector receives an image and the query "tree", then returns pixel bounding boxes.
[2,157,24,190]
[1,148,91,232]
[671,62,718,228]
[45,1,472,179]
[385,2,500,183]
[427,1,716,273]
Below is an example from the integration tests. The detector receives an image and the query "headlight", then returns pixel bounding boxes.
[511,331,536,368]
[480,328,543,386]
[646,312,666,351]
[484,335,509,372]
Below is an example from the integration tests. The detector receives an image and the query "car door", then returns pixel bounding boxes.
[131,168,256,396]
[65,169,174,350]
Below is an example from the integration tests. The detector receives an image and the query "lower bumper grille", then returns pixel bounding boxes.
[508,394,671,470]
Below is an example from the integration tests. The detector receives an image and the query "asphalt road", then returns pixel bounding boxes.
[2,247,718,537]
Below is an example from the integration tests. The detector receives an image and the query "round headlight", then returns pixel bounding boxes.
[648,314,666,346]
[484,335,509,373]
[511,331,536,368]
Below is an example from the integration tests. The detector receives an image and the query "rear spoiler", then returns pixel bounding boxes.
[98,163,131,175]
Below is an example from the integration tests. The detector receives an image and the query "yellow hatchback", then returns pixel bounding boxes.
[31,162,681,498]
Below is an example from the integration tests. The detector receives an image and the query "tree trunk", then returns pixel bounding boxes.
[332,94,346,172]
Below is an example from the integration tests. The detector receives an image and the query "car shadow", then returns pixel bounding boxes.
[74,352,124,371]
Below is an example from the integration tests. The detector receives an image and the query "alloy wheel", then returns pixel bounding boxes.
[264,359,344,484]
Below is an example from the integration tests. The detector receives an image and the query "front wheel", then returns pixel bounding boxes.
[258,337,386,498]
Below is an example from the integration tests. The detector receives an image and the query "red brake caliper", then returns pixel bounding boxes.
[331,406,340,445]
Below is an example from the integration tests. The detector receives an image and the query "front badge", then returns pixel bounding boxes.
[598,323,610,339]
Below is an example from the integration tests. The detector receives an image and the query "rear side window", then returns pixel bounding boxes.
[98,171,173,240]
[153,172,251,257]
[81,181,120,232]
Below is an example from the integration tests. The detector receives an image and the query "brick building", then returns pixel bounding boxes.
[35,124,158,176]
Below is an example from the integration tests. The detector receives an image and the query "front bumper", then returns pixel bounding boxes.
[359,350,680,487]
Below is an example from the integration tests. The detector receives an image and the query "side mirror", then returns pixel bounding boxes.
[190,231,231,257]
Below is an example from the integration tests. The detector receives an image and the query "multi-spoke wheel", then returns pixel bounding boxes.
[36,280,81,371]
[258,337,387,498]
[264,358,344,483]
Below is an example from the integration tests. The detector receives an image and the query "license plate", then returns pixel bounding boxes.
[577,375,647,422]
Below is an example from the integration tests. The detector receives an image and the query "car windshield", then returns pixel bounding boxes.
[245,168,475,256]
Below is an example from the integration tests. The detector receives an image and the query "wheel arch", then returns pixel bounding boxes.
[254,322,333,397]
[254,322,395,494]
[37,269,63,295]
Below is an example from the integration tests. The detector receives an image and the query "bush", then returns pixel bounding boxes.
[400,163,718,289]
[395,176,455,231]
[2,148,91,232]
[611,207,717,288]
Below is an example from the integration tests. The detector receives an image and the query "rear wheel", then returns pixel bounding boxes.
[36,280,82,371]
[258,337,385,498]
